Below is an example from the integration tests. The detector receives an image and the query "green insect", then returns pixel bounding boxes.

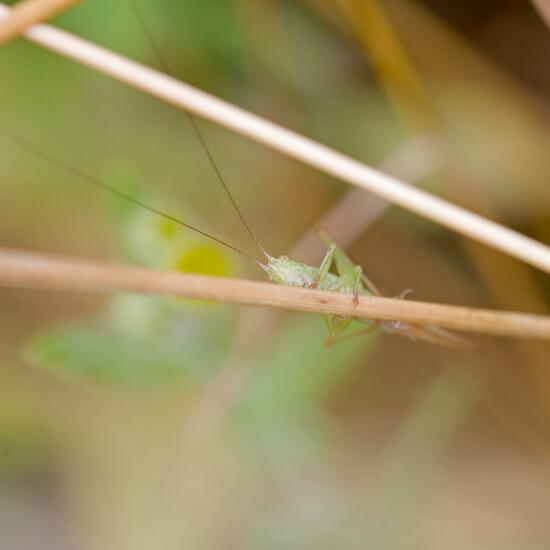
[259,229,466,348]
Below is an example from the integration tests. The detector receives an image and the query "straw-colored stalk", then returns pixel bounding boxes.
[532,0,550,30]
[1,247,550,341]
[0,0,79,45]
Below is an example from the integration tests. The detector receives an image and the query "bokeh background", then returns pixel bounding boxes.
[1,0,550,548]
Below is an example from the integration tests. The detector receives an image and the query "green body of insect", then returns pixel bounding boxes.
[261,234,369,344]
[261,229,468,348]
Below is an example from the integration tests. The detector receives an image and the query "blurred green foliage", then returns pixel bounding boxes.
[23,170,240,389]
[236,315,377,469]
[0,423,51,480]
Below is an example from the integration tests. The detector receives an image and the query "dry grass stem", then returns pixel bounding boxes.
[0,0,79,45]
[1,247,550,341]
[531,0,550,30]
[0,2,549,275]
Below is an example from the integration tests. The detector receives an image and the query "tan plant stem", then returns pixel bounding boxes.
[1,247,550,340]
[0,0,79,45]
[531,0,550,30]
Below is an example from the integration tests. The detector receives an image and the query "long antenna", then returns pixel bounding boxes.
[0,125,257,264]
[128,0,268,259]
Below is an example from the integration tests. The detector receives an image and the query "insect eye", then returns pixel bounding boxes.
[279,255,288,261]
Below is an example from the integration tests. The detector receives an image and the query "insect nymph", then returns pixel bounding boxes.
[257,231,464,347]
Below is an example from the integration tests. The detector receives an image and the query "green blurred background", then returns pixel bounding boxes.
[1,0,550,548]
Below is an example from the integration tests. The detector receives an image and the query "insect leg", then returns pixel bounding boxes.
[394,288,413,300]
[316,228,355,275]
[316,228,382,296]
[310,244,336,289]
[392,324,475,350]
[325,321,379,347]
[323,312,354,340]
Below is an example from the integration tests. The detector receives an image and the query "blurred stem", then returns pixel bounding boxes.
[0,0,79,45]
[340,0,435,133]
[232,0,289,89]
[531,0,550,30]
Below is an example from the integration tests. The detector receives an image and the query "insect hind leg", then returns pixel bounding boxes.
[310,244,336,289]
[325,321,379,347]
